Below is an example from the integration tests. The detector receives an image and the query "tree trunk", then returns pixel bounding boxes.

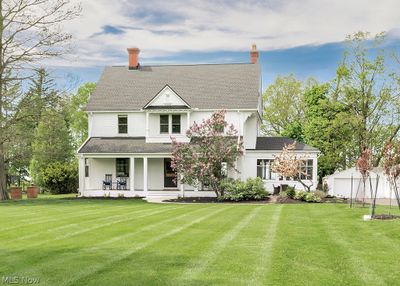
[0,143,9,200]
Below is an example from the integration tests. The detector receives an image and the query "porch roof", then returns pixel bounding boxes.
[78,137,172,154]
[249,137,319,151]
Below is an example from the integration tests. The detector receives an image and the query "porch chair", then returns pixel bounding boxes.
[117,177,127,190]
[272,185,280,195]
[102,174,113,190]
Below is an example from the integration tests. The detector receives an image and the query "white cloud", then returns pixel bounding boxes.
[51,0,400,67]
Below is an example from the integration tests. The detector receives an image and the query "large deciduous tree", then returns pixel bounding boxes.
[171,110,243,197]
[67,82,96,148]
[262,75,318,142]
[0,0,80,200]
[333,32,400,165]
[30,108,73,187]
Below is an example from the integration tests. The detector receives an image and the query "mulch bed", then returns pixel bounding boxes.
[164,197,271,204]
[372,214,400,220]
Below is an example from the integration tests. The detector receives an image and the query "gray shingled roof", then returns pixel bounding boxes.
[250,137,319,151]
[86,63,261,111]
[78,137,172,154]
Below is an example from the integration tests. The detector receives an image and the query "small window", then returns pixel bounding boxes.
[116,158,129,177]
[160,115,169,134]
[172,115,181,134]
[85,158,89,177]
[118,115,128,134]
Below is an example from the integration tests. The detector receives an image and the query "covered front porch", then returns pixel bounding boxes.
[78,155,216,199]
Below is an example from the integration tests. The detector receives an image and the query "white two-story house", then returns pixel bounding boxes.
[77,45,319,199]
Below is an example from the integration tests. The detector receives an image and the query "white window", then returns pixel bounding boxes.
[118,115,128,134]
[159,114,181,134]
[257,159,277,180]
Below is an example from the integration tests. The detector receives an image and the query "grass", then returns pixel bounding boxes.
[0,196,399,286]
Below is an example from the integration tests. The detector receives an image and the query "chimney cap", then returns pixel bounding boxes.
[127,47,140,53]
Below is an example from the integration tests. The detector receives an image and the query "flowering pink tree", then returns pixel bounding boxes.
[271,143,313,192]
[383,142,400,209]
[355,149,373,207]
[171,110,243,197]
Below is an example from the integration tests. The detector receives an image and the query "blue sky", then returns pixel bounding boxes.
[50,0,400,92]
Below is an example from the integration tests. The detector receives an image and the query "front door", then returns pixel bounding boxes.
[164,158,177,188]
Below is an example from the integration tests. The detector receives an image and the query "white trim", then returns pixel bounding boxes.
[143,157,148,195]
[80,153,172,158]
[245,149,320,154]
[130,157,135,191]
[86,108,259,113]
[78,155,85,195]
[145,112,149,137]
[76,137,91,154]
[143,85,191,109]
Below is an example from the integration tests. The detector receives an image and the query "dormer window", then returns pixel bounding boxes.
[159,114,181,134]
[118,115,128,134]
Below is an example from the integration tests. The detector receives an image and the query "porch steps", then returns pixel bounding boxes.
[143,191,180,202]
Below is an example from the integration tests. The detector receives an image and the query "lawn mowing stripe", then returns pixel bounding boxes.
[308,206,386,286]
[62,206,232,286]
[15,205,216,278]
[174,207,262,284]
[16,205,181,249]
[0,201,143,228]
[84,204,215,252]
[249,205,282,286]
[0,203,147,235]
[11,204,159,241]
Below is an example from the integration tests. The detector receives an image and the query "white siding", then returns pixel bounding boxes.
[241,151,319,192]
[90,113,146,137]
[243,113,257,149]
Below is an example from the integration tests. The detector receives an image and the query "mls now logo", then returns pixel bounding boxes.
[2,276,40,284]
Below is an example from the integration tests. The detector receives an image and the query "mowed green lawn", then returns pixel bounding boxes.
[0,197,399,286]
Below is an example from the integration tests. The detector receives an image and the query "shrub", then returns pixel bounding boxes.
[41,162,78,194]
[305,192,322,203]
[285,186,296,199]
[314,190,326,200]
[219,177,269,201]
[294,190,308,201]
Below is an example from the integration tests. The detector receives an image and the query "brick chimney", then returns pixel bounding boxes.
[250,44,259,64]
[127,47,140,70]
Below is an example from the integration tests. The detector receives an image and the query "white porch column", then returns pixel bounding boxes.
[145,112,149,138]
[78,156,85,196]
[312,157,318,189]
[143,157,148,196]
[186,111,191,130]
[130,157,135,191]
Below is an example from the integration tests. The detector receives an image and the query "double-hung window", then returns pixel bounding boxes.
[118,115,128,134]
[172,115,181,134]
[160,115,169,134]
[159,114,181,134]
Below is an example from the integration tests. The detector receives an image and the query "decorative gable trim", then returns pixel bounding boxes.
[143,84,191,109]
